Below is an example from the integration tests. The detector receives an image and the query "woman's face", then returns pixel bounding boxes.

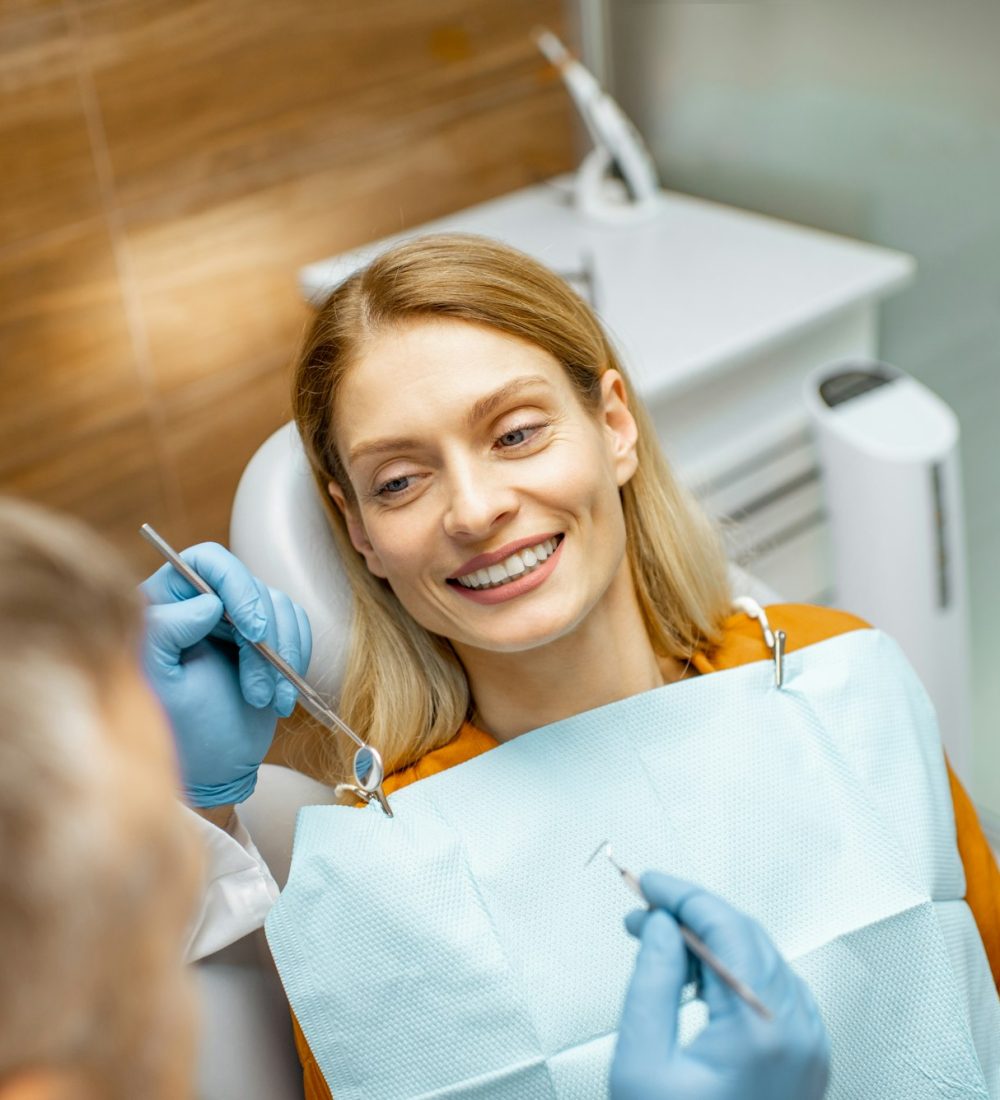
[330,317,639,655]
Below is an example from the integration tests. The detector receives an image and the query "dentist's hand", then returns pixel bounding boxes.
[611,873,829,1100]
[141,543,312,808]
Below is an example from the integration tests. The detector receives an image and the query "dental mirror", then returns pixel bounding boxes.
[353,744,385,793]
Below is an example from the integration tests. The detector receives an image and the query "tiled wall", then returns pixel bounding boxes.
[1,0,575,573]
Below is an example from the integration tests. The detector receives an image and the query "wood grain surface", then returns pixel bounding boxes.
[0,0,575,569]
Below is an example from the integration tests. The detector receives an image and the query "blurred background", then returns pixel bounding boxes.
[2,1,997,807]
[602,1,1000,813]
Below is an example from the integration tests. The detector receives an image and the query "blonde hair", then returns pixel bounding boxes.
[0,498,194,1098]
[292,234,731,782]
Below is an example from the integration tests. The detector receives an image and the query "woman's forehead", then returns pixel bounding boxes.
[335,318,570,453]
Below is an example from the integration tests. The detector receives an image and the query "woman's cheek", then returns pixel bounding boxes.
[536,437,611,506]
[370,509,439,589]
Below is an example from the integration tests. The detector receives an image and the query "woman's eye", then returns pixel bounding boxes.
[375,475,411,497]
[496,423,544,449]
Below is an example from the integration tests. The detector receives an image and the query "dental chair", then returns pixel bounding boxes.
[195,422,779,1100]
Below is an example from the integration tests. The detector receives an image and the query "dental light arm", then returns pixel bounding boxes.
[534,27,661,222]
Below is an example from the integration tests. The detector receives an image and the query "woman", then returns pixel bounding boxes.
[154,235,1000,1098]
[289,233,730,783]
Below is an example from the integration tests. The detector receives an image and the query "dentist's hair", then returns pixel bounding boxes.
[0,498,195,1099]
[292,234,731,781]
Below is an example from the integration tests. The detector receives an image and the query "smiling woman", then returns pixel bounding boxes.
[271,233,1000,1100]
[81,221,988,1100]
[292,233,733,775]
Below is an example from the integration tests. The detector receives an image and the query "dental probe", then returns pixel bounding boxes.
[586,841,772,1021]
[139,524,393,817]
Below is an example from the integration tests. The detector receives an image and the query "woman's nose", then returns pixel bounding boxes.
[442,460,519,541]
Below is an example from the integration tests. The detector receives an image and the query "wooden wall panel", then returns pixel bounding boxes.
[0,222,145,469]
[79,0,564,212]
[0,0,576,571]
[2,413,177,575]
[159,361,292,549]
[1,1,65,17]
[0,7,103,247]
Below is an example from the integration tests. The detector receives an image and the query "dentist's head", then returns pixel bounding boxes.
[0,499,200,1100]
[292,234,731,779]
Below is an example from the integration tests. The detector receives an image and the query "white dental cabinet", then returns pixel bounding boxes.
[300,179,914,606]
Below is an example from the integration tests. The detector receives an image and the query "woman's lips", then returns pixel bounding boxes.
[448,535,565,605]
[448,531,564,579]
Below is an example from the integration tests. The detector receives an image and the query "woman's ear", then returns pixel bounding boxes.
[599,371,640,487]
[327,480,388,579]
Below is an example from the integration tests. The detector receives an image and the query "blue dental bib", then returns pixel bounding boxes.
[267,629,1000,1098]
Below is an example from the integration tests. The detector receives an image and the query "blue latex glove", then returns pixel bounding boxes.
[610,872,830,1100]
[141,543,312,807]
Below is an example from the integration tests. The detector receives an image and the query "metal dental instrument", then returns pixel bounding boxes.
[732,596,786,689]
[586,841,772,1021]
[140,523,393,817]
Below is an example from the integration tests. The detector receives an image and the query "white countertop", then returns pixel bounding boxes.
[299,177,915,402]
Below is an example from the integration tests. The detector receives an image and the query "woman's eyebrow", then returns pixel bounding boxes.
[348,376,553,466]
[348,435,424,466]
[463,375,552,429]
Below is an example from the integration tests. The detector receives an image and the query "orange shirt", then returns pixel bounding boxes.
[293,604,1000,1098]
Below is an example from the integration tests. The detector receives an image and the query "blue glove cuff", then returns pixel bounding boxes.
[186,769,259,808]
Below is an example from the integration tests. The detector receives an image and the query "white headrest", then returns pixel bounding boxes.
[229,422,351,702]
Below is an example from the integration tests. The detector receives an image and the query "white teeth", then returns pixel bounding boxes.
[506,554,526,577]
[454,537,562,590]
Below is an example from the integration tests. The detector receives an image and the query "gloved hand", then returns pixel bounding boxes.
[141,543,312,807]
[610,872,830,1100]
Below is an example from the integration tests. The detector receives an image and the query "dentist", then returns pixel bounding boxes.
[0,499,203,1100]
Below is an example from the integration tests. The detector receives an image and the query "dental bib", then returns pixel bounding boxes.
[266,630,1000,1098]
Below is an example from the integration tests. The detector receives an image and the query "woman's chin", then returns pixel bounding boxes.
[452,605,585,656]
